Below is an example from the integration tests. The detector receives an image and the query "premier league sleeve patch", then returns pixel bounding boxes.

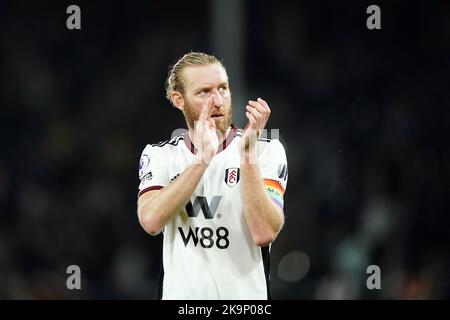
[139,154,150,178]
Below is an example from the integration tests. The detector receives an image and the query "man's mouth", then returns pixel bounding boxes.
[211,114,224,119]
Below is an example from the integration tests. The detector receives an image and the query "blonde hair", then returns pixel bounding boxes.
[165,52,224,102]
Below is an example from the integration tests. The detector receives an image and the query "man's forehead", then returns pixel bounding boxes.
[183,64,228,88]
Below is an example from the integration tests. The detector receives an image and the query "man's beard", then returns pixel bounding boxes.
[183,102,233,137]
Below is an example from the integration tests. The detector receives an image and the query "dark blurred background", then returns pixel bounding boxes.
[1,0,449,299]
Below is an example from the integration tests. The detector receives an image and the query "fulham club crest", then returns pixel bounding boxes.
[225,168,240,187]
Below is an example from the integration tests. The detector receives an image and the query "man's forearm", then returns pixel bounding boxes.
[240,152,285,246]
[138,160,208,235]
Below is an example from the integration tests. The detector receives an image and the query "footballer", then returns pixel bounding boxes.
[137,52,288,300]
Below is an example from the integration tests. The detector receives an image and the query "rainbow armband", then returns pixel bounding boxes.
[264,179,285,209]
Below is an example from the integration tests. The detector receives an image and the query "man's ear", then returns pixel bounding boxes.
[171,92,184,111]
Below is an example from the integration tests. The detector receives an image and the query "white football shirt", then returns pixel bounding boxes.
[138,124,288,300]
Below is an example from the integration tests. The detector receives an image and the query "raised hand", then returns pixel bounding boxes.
[239,97,271,155]
[194,95,220,164]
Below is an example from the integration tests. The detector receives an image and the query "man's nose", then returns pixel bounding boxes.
[211,91,224,107]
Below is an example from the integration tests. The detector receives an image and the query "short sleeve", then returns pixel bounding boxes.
[138,144,170,197]
[258,139,288,192]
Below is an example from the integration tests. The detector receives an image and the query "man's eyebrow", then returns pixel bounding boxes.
[193,86,209,92]
[195,81,229,89]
